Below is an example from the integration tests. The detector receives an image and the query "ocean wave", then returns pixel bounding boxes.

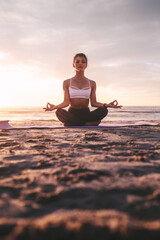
[120,110,160,114]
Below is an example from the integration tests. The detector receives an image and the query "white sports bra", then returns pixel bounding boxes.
[69,78,91,99]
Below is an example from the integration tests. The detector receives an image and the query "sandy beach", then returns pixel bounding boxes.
[0,122,160,240]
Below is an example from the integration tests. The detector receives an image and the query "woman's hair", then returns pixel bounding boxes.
[73,53,88,64]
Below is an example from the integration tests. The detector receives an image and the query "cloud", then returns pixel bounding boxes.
[0,0,160,90]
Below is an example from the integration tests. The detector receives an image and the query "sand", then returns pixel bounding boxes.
[0,123,160,240]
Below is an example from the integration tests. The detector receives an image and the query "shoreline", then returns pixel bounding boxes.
[0,124,160,239]
[7,119,160,126]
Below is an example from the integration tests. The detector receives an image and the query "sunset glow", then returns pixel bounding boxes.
[0,0,160,107]
[0,65,63,107]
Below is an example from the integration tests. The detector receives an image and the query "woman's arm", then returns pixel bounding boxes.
[44,80,70,111]
[90,81,104,107]
[90,81,122,108]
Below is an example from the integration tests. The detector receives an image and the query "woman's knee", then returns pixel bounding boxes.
[99,106,108,117]
[103,106,108,116]
[55,108,68,123]
[56,108,65,117]
[55,109,60,115]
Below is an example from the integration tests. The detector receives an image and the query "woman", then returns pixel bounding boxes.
[44,53,122,126]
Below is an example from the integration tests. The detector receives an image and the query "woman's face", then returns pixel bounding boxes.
[73,56,87,71]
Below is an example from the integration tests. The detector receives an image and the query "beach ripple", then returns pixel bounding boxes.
[0,126,160,239]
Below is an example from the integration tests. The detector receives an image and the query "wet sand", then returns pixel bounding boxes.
[0,123,160,240]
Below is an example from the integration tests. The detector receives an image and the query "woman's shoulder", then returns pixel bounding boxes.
[63,79,71,86]
[88,79,96,87]
[89,79,96,83]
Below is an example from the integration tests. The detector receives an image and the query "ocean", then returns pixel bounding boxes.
[0,106,160,124]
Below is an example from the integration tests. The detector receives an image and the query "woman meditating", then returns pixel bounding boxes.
[44,53,122,126]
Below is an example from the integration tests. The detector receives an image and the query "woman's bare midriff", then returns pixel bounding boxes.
[70,98,89,109]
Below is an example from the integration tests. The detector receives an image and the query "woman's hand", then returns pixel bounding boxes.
[107,100,122,108]
[43,102,56,111]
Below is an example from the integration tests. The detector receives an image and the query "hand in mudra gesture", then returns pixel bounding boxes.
[43,102,56,111]
[107,100,122,108]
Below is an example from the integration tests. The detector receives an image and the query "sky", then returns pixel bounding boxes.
[0,0,160,107]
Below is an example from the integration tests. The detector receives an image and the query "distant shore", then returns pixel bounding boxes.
[0,124,160,239]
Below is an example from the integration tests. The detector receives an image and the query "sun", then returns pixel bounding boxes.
[0,64,63,107]
[0,65,34,107]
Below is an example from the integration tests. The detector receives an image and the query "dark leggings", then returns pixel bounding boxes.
[56,106,108,126]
